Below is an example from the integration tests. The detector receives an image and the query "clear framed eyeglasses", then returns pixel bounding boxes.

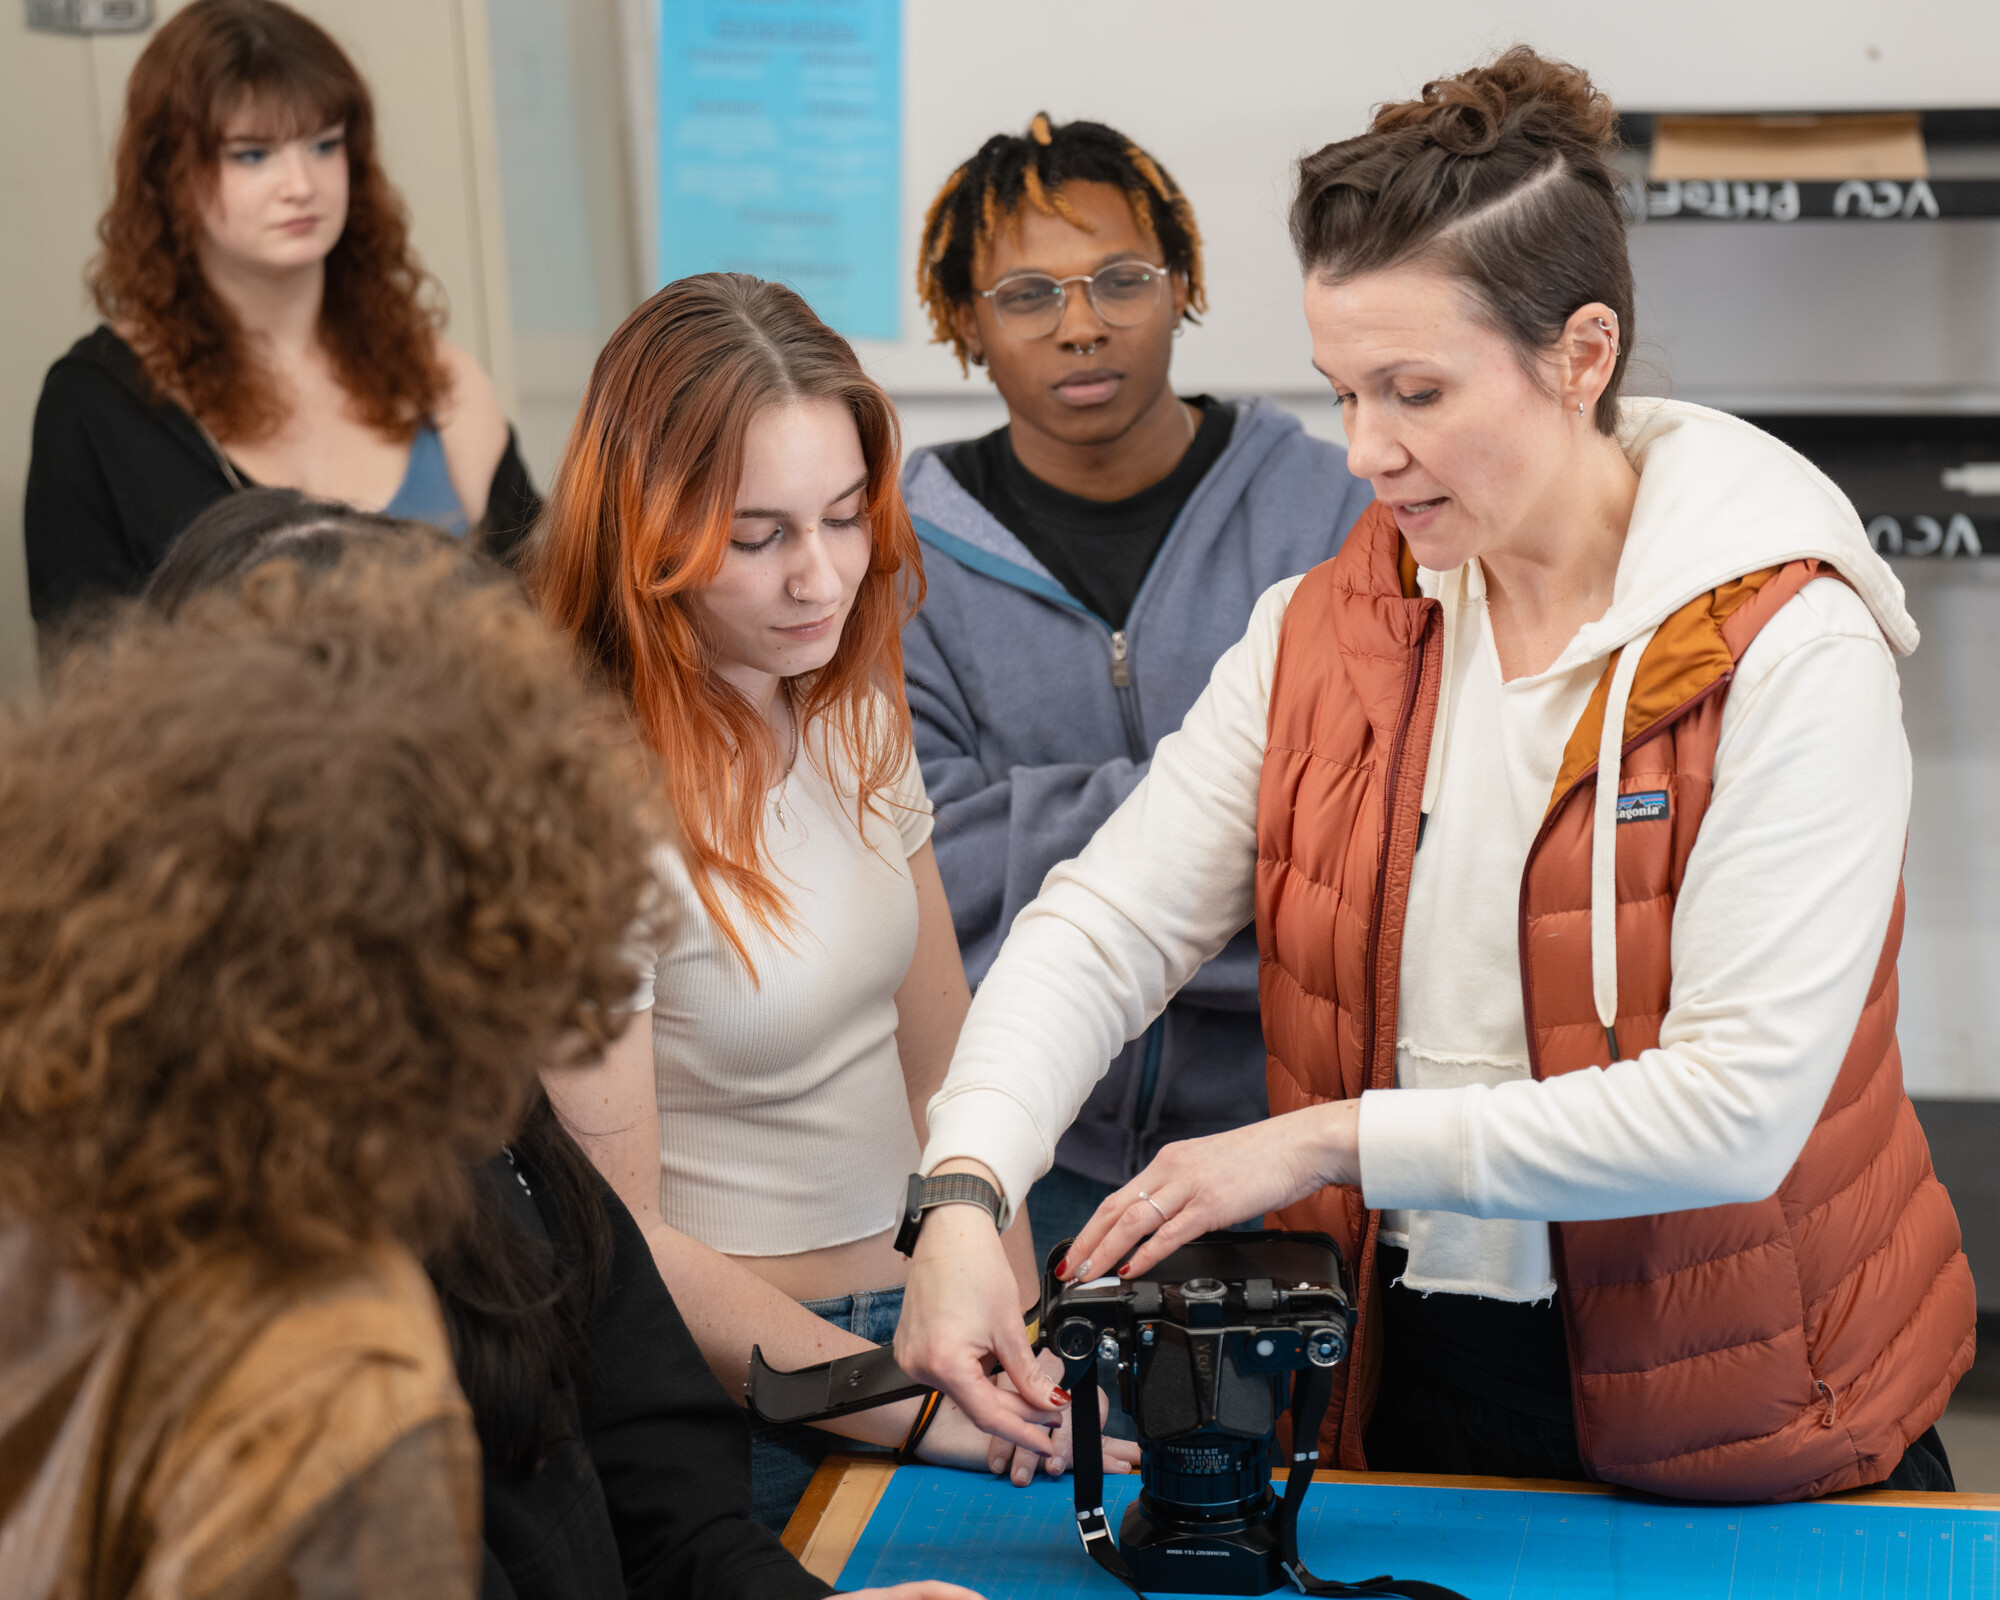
[977,262,1168,339]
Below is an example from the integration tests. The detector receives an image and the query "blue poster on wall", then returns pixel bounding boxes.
[658,0,901,341]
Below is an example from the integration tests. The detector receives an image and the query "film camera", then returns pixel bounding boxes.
[751,1229,1462,1599]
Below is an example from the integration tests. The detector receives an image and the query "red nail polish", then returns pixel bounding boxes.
[1056,1256,1069,1278]
[1118,1264,1132,1277]
[1050,1386,1071,1405]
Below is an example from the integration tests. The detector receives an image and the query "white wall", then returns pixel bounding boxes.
[487,0,641,482]
[847,0,2000,405]
[0,0,514,699]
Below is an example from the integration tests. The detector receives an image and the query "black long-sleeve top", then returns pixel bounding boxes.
[23,326,540,629]
[482,1150,835,1600]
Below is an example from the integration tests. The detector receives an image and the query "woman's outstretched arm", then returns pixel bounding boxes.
[893,841,1039,1308]
[916,578,1294,1218]
[897,578,1297,1440]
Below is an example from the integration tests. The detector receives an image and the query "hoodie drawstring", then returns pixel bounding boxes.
[1591,624,1658,1064]
[1419,565,1466,824]
[1422,563,1656,1066]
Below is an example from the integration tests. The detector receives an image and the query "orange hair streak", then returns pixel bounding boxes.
[529,274,923,972]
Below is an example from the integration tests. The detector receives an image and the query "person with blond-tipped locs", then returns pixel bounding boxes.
[901,113,1373,1266]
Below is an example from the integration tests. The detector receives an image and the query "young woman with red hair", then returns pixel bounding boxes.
[24,0,537,631]
[533,272,1135,1529]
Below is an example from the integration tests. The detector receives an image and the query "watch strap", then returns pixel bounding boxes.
[894,1170,1007,1254]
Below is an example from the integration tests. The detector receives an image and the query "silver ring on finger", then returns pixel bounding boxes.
[1137,1189,1171,1224]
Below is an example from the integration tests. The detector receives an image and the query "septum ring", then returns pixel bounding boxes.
[1137,1190,1170,1224]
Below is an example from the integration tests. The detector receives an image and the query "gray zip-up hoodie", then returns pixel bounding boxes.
[901,396,1373,1185]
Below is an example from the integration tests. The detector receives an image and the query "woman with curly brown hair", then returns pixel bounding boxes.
[22,0,537,631]
[0,537,657,1598]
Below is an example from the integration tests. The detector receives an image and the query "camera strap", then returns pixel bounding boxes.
[1057,1347,1469,1600]
[1272,1365,1470,1599]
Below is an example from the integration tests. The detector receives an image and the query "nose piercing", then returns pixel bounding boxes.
[1074,338,1104,356]
[789,584,806,602]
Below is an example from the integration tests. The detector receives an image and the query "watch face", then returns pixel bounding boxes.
[895,1172,927,1257]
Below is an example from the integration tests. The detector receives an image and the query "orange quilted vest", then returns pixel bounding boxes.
[1257,502,1975,1501]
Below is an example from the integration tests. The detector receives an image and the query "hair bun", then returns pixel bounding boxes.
[1371,45,1618,160]
[1426,96,1502,156]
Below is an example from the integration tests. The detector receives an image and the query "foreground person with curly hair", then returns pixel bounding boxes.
[126,492,989,1600]
[23,0,538,632]
[0,540,657,1598]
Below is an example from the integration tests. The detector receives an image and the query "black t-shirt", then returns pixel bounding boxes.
[936,396,1234,629]
[472,1150,832,1600]
[1376,1243,1574,1424]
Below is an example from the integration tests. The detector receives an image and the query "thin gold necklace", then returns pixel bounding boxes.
[772,695,799,830]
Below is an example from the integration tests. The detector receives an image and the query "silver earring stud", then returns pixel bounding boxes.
[1577,401,1586,416]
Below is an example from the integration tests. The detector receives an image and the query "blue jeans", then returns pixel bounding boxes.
[748,1285,904,1533]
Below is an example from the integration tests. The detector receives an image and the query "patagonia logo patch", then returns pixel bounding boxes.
[1617,790,1669,824]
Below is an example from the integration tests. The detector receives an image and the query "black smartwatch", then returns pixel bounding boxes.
[893,1171,1006,1256]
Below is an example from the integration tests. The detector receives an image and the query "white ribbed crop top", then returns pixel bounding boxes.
[630,715,934,1257]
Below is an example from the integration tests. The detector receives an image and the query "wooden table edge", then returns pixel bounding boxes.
[782,1454,2000,1584]
[782,1453,899,1582]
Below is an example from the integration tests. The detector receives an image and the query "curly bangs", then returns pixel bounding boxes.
[0,544,663,1280]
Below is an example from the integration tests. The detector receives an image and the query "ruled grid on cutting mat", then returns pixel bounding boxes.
[833,1467,2000,1598]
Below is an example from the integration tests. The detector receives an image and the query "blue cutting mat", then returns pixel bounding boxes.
[835,1468,2000,1598]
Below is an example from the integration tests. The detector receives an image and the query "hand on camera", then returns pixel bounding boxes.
[981,1348,1141,1484]
[847,1584,988,1599]
[1061,1103,1362,1285]
[894,1166,1064,1458]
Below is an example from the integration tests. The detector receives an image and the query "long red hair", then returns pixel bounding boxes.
[90,0,448,444]
[530,274,923,965]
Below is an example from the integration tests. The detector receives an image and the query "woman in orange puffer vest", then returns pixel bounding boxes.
[892,47,1974,1503]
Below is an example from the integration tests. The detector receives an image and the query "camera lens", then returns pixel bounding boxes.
[1135,1329,1280,1519]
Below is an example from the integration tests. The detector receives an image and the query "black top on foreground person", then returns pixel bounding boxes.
[0,526,658,1598]
[433,1096,834,1600]
[143,492,989,1600]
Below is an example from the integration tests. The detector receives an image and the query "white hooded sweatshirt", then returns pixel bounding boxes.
[920,400,1919,1303]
